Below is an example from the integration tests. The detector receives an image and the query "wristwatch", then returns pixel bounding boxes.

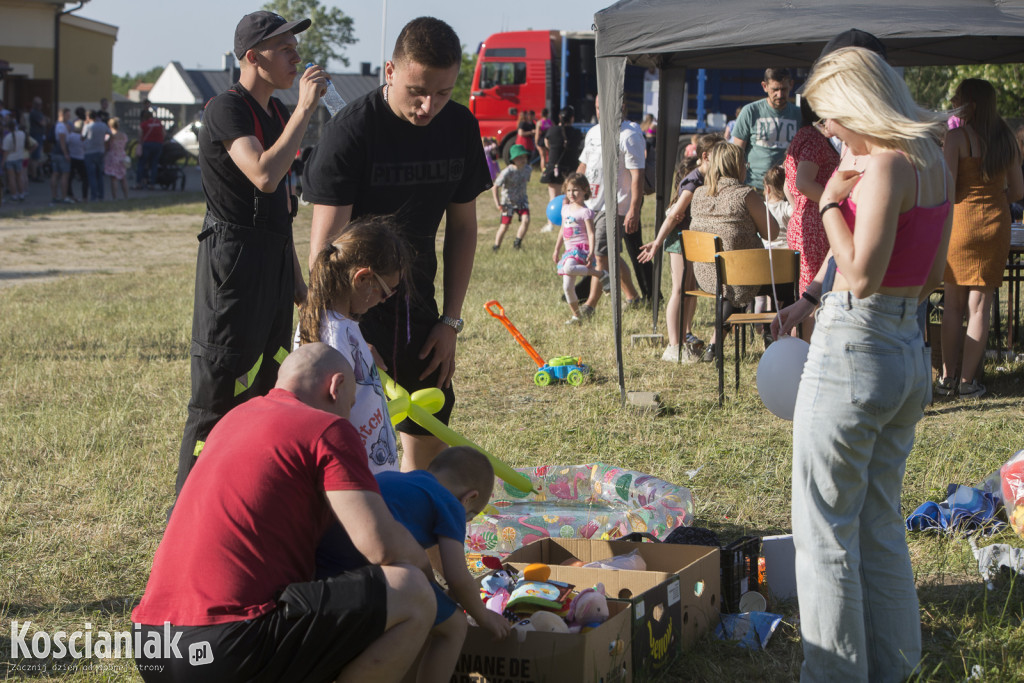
[439,315,464,334]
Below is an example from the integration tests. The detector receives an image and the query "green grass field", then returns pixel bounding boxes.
[2,178,1023,681]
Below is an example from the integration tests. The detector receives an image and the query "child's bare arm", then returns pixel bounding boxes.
[438,537,511,639]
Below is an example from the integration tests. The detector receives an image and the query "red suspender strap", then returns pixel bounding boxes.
[226,89,265,147]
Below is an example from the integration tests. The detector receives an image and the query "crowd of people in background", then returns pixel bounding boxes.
[0,96,171,208]
[484,54,1023,398]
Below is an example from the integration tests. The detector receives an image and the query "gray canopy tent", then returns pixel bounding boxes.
[593,0,1024,403]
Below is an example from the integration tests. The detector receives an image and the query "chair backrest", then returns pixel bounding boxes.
[714,248,800,287]
[680,230,723,264]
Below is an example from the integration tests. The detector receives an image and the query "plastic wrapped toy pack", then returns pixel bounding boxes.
[466,463,694,560]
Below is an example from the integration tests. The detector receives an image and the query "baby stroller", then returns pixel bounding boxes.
[155,140,188,190]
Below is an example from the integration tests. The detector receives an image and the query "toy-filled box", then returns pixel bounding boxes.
[451,600,631,683]
[504,538,719,678]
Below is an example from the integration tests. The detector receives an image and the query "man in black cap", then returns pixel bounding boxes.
[175,11,327,494]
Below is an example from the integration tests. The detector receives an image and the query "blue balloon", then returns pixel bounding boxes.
[546,195,565,226]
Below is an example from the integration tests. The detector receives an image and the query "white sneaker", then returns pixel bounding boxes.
[540,224,555,233]
[662,344,697,363]
[565,316,581,325]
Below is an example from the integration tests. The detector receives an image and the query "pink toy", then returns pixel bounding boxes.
[514,611,569,634]
[567,584,610,633]
[485,587,510,615]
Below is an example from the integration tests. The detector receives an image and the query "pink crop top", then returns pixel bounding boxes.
[837,165,949,287]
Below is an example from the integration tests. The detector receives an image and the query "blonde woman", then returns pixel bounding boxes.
[639,133,724,361]
[688,141,778,360]
[787,47,953,681]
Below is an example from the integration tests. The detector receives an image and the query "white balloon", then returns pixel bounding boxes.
[756,335,810,420]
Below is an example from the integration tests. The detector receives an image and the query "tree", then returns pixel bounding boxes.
[112,66,164,97]
[261,0,356,70]
[451,48,478,107]
[905,63,1024,117]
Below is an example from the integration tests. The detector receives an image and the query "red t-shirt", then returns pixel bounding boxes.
[139,117,164,144]
[132,389,378,626]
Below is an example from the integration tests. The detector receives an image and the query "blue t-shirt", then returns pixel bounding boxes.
[377,470,466,548]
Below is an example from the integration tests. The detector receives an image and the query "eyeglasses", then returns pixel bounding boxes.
[371,271,395,300]
[814,119,831,135]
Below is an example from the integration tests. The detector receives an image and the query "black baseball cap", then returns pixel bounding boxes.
[820,29,887,61]
[797,28,887,95]
[233,11,311,59]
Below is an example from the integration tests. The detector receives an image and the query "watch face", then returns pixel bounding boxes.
[454,318,464,333]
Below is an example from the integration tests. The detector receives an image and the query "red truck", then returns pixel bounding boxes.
[469,30,773,160]
[469,30,646,160]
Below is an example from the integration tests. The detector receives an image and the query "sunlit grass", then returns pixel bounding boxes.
[1,179,1022,681]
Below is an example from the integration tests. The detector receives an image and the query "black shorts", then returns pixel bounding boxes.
[360,313,455,435]
[134,567,387,683]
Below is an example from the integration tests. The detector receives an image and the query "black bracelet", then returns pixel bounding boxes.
[802,290,820,306]
[819,202,841,219]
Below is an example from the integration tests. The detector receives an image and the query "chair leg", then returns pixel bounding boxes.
[716,297,724,407]
[717,340,725,407]
[734,326,741,394]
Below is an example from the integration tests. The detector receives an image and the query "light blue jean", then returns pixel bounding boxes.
[792,291,931,682]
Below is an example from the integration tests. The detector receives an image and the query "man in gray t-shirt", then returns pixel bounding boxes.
[82,110,111,201]
[731,67,801,191]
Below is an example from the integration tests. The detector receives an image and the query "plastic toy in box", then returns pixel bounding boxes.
[466,463,694,560]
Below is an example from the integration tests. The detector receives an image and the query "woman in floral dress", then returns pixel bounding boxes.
[784,99,839,339]
[103,117,130,199]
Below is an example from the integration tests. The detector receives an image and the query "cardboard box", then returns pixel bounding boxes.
[451,601,631,683]
[504,539,720,678]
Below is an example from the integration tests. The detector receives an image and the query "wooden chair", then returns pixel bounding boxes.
[675,231,723,362]
[713,248,800,406]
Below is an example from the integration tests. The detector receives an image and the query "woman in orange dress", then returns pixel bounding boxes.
[939,79,1024,398]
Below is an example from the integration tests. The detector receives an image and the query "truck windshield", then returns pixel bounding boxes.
[480,62,526,90]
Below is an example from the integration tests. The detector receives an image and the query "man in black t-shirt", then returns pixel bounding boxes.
[304,17,492,472]
[175,10,328,495]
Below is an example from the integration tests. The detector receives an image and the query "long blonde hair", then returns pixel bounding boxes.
[703,142,747,196]
[671,133,725,202]
[803,47,946,169]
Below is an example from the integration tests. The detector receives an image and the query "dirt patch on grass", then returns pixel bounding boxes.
[0,201,316,290]
[0,209,204,288]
